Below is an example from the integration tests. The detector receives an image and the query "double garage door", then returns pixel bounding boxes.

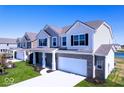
[58,57,87,76]
[16,51,24,60]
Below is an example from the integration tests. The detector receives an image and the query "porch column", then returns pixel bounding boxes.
[42,52,46,68]
[24,51,27,61]
[33,51,36,64]
[13,50,15,60]
[52,49,58,70]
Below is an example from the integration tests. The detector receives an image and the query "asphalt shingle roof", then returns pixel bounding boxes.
[0,38,17,44]
[85,20,104,30]
[95,44,113,56]
[26,32,37,41]
[46,20,105,36]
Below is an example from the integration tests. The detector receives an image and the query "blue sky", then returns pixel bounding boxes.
[0,5,124,44]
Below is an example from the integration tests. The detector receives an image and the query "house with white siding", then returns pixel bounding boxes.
[30,20,115,80]
[13,32,37,61]
[0,38,17,54]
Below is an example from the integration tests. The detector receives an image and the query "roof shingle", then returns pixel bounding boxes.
[0,38,17,44]
[95,44,113,56]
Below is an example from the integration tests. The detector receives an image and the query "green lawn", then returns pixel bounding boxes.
[117,49,124,52]
[0,61,40,87]
[75,58,124,87]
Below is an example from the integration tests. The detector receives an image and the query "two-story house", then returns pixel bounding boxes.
[0,38,17,54]
[31,20,115,80]
[13,32,37,61]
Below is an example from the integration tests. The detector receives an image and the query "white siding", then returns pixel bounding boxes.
[94,24,113,52]
[65,22,94,52]
[0,43,17,53]
[0,44,10,49]
[105,49,114,79]
[21,37,27,48]
[9,44,17,48]
[37,30,50,48]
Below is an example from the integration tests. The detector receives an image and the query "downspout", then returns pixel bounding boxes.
[93,54,96,79]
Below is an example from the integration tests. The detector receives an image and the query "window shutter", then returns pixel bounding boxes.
[85,33,88,45]
[71,35,73,46]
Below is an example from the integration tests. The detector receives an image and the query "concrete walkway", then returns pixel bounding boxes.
[7,59,22,63]
[9,71,85,87]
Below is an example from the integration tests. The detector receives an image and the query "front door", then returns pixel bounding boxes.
[45,53,52,69]
[36,52,42,66]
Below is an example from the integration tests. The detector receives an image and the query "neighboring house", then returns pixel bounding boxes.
[13,32,37,61]
[31,20,115,80]
[17,32,37,49]
[113,44,121,50]
[0,38,17,54]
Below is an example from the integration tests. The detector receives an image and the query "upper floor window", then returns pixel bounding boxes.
[73,35,78,46]
[39,38,47,46]
[52,37,57,47]
[27,42,31,48]
[23,43,25,47]
[62,37,66,46]
[7,43,9,46]
[71,33,88,46]
[18,43,20,47]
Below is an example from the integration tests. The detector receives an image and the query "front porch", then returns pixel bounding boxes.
[31,48,58,70]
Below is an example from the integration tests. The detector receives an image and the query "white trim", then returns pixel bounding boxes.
[38,38,47,47]
[52,49,58,70]
[93,55,95,78]
[36,29,50,39]
[42,52,46,68]
[52,37,57,47]
[72,34,87,46]
[33,52,36,65]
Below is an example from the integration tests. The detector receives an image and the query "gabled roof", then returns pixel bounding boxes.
[25,32,37,41]
[95,44,113,56]
[44,25,63,36]
[0,38,17,44]
[40,20,110,36]
[16,38,22,42]
[63,20,105,34]
[62,25,72,34]
[85,20,104,30]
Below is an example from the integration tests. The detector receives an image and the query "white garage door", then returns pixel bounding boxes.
[16,51,24,60]
[58,57,87,76]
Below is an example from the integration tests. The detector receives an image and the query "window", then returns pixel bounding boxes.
[52,37,57,47]
[43,38,47,46]
[27,42,31,48]
[18,43,20,47]
[62,37,66,46]
[96,60,103,70]
[23,43,25,47]
[71,34,88,46]
[7,43,9,46]
[39,38,47,46]
[73,35,78,46]
[79,35,85,45]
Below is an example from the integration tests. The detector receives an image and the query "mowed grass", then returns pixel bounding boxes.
[75,58,124,87]
[117,49,124,52]
[0,61,40,87]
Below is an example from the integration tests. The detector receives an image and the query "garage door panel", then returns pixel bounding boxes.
[58,57,87,76]
[16,51,24,60]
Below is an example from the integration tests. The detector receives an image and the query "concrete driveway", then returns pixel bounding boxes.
[9,71,85,87]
